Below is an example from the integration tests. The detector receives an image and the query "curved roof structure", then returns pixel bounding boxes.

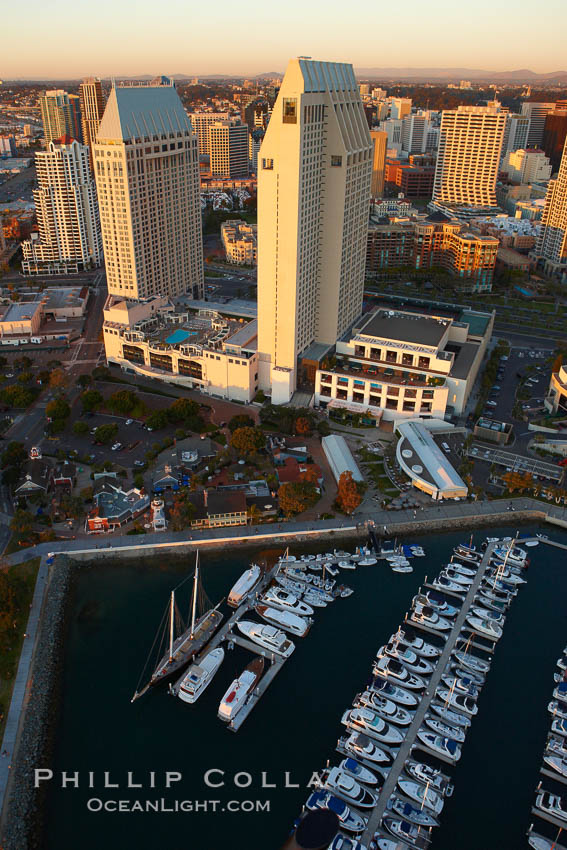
[395,420,468,500]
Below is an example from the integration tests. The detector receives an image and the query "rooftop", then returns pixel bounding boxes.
[447,341,480,380]
[96,81,192,143]
[396,420,468,498]
[1,301,42,323]
[357,309,450,349]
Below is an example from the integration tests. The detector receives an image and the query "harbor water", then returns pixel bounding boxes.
[42,525,567,849]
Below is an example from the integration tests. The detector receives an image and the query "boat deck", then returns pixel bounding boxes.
[528,827,567,850]
[359,542,497,847]
[228,655,287,732]
[531,804,567,832]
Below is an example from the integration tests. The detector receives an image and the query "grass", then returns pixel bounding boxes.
[0,557,41,741]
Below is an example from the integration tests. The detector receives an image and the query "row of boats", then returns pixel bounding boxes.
[292,537,530,850]
[528,642,567,849]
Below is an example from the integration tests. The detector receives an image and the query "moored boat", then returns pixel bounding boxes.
[318,766,378,807]
[175,647,224,704]
[388,795,439,827]
[340,732,394,765]
[255,605,310,637]
[236,620,295,658]
[218,657,264,722]
[261,586,314,616]
[227,563,262,607]
[338,757,380,786]
[417,731,461,762]
[398,777,444,814]
[404,758,454,796]
[305,790,367,833]
[342,707,404,745]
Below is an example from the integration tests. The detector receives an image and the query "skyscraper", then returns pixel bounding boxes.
[370,130,387,196]
[39,90,82,145]
[542,109,567,174]
[209,122,249,177]
[22,137,102,275]
[79,77,105,168]
[433,105,506,208]
[257,57,372,403]
[521,102,556,147]
[187,111,230,156]
[535,137,567,279]
[94,77,203,300]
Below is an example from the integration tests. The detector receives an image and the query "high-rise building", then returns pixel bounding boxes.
[22,137,102,275]
[79,77,105,167]
[500,148,552,184]
[249,128,264,172]
[94,77,203,300]
[390,98,412,120]
[535,137,567,279]
[370,130,387,197]
[257,57,372,403]
[209,122,249,177]
[502,113,530,155]
[433,105,506,208]
[521,102,557,147]
[39,90,82,145]
[187,111,230,156]
[542,109,567,174]
[0,136,16,156]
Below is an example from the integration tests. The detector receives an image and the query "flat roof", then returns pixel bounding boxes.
[447,341,480,380]
[396,420,468,498]
[459,310,491,337]
[358,309,450,348]
[178,298,257,320]
[1,301,42,323]
[225,319,258,350]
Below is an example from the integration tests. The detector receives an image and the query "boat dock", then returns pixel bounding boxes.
[528,826,567,850]
[228,653,286,732]
[360,543,497,847]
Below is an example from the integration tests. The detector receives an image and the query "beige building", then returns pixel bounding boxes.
[314,305,494,423]
[94,77,204,301]
[39,90,82,145]
[433,105,506,207]
[535,137,567,280]
[22,137,102,275]
[390,98,412,120]
[79,78,105,168]
[257,57,373,404]
[209,122,249,178]
[221,219,257,265]
[545,364,567,414]
[103,295,259,402]
[370,130,387,197]
[501,148,552,184]
[187,111,230,156]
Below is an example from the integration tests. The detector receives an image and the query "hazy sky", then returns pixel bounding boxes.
[3,0,567,78]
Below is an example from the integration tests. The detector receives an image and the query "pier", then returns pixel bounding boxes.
[360,543,497,847]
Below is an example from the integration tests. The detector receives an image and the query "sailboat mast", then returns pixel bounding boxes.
[190,553,199,638]
[168,591,175,662]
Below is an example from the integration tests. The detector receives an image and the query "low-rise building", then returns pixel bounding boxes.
[186,489,248,528]
[473,417,513,445]
[545,364,567,415]
[315,304,494,424]
[0,285,89,344]
[395,420,468,500]
[221,219,257,265]
[322,435,363,484]
[103,294,259,403]
[385,158,435,198]
[86,478,150,533]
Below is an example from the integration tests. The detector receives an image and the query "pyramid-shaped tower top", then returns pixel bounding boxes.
[96,79,191,143]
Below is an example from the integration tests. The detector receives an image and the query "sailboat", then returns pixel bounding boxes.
[132,552,223,699]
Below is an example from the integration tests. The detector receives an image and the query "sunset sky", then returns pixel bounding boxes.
[3,0,566,78]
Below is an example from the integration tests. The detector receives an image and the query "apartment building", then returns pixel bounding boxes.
[366,221,415,270]
[187,111,231,156]
[500,148,552,184]
[314,305,494,423]
[257,57,372,403]
[535,137,567,280]
[22,137,102,275]
[370,130,387,197]
[502,114,530,155]
[390,98,412,119]
[221,219,257,265]
[385,158,435,198]
[79,78,105,168]
[433,105,506,208]
[39,90,82,145]
[94,78,204,301]
[209,122,249,178]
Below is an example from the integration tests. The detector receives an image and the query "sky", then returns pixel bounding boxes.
[3,0,567,79]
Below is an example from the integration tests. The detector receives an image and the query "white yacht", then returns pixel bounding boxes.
[417,731,461,762]
[471,605,505,625]
[356,690,413,726]
[414,592,459,618]
[342,707,404,745]
[536,790,567,823]
[236,620,295,658]
[340,731,394,765]
[404,759,454,796]
[430,701,472,728]
[441,675,479,697]
[409,602,452,632]
[443,568,473,586]
[261,586,314,617]
[373,657,426,690]
[218,657,264,722]
[465,615,503,640]
[275,576,305,595]
[452,650,490,675]
[433,574,465,595]
[372,676,418,707]
[338,560,356,570]
[177,648,225,704]
[390,629,442,658]
[302,590,327,608]
[424,714,466,742]
[255,604,310,637]
[358,555,377,565]
[318,766,378,807]
[388,795,438,827]
[378,643,434,676]
[227,563,262,607]
[543,755,567,778]
[436,688,478,716]
[338,758,380,786]
[397,777,444,814]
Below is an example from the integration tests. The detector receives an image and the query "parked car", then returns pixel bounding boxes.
[125,418,134,425]
[134,460,145,467]
[111,442,122,451]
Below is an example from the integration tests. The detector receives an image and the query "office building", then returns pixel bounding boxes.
[209,122,249,178]
[385,157,435,198]
[22,137,102,275]
[543,109,567,174]
[249,128,264,171]
[0,136,16,157]
[521,102,556,147]
[94,77,203,301]
[433,105,506,208]
[257,57,373,404]
[535,137,567,280]
[39,90,82,145]
[79,77,105,167]
[545,364,567,414]
[370,130,387,196]
[390,98,412,119]
[502,113,530,155]
[372,88,386,101]
[500,148,552,184]
[314,304,494,422]
[187,111,230,156]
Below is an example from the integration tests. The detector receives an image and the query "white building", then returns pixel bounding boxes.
[433,105,506,208]
[502,113,530,155]
[521,102,556,147]
[314,305,494,424]
[94,77,204,301]
[257,57,373,404]
[209,122,249,178]
[187,111,230,156]
[22,137,102,275]
[535,137,567,280]
[221,219,257,265]
[500,148,552,184]
[395,420,468,500]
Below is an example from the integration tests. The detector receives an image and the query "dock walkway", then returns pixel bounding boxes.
[360,543,496,846]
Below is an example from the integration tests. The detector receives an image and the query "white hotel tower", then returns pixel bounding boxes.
[257,58,373,404]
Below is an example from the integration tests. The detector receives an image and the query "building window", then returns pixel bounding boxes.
[262,158,274,170]
[353,392,364,403]
[331,155,342,167]
[282,98,297,124]
[418,356,430,369]
[402,353,413,366]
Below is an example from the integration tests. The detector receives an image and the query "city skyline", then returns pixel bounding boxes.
[2,0,567,78]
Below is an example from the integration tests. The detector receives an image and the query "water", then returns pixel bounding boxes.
[43,526,567,850]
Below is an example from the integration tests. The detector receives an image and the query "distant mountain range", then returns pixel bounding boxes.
[354,67,567,83]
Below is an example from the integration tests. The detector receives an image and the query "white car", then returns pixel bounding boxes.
[125,418,134,425]
[111,442,122,451]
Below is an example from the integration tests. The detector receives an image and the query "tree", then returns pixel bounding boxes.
[49,368,68,389]
[78,374,92,388]
[0,386,37,408]
[168,397,199,423]
[294,416,311,435]
[108,389,138,415]
[46,397,71,421]
[92,366,110,381]
[336,470,362,515]
[17,371,34,385]
[133,473,144,489]
[80,389,103,412]
[317,420,331,436]
[93,423,119,444]
[228,414,255,433]
[0,570,18,636]
[1,441,27,469]
[301,465,320,485]
[59,495,84,519]
[80,486,93,501]
[73,421,89,435]
[169,491,196,531]
[230,426,266,455]
[146,409,170,430]
[277,480,319,517]
[10,509,35,543]
[37,370,51,386]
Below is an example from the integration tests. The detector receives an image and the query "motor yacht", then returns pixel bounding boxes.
[432,574,465,595]
[414,591,459,618]
[338,757,380,786]
[338,560,356,570]
[329,836,365,850]
[324,564,339,577]
[255,605,310,637]
[465,615,503,640]
[543,755,567,778]
[449,562,476,577]
[318,767,378,808]
[356,690,413,726]
[387,796,438,827]
[340,732,394,765]
[358,555,378,566]
[417,731,461,762]
[373,657,426,690]
[383,815,433,847]
[236,620,295,658]
[492,545,528,568]
[549,701,567,720]
[409,602,452,632]
[536,790,567,823]
[342,707,404,745]
[423,714,466,742]
[430,701,471,728]
[404,759,454,796]
[227,564,262,608]
[337,585,354,598]
[302,590,327,608]
[177,648,224,704]
[450,665,485,686]
[261,587,314,617]
[284,566,311,582]
[305,791,366,833]
[391,562,413,574]
[442,568,473,586]
[390,629,442,658]
[435,689,478,716]
[218,657,264,722]
[554,683,567,704]
[471,606,504,624]
[452,650,490,675]
[397,777,444,814]
[377,643,434,676]
[276,576,306,595]
[371,676,419,707]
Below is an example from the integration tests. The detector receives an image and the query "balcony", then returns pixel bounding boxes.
[328,361,445,390]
